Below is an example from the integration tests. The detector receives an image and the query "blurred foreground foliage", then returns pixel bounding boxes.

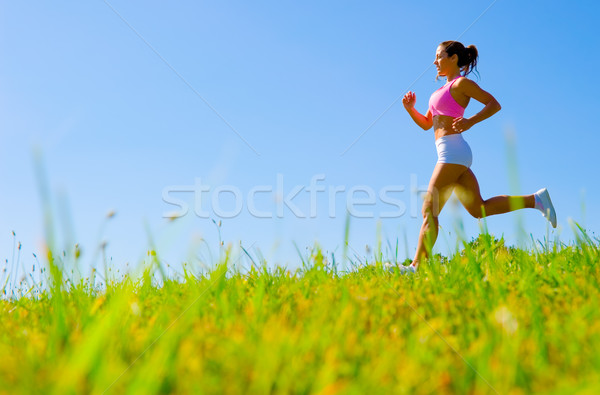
[1,230,600,394]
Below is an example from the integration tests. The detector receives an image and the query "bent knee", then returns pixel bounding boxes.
[465,205,484,219]
[422,203,439,219]
[421,206,439,223]
[422,198,442,218]
[469,211,484,219]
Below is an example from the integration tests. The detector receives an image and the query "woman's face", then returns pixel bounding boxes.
[433,45,455,76]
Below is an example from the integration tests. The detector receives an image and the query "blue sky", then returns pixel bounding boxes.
[2,1,599,277]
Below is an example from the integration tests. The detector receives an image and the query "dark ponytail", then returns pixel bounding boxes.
[440,41,480,79]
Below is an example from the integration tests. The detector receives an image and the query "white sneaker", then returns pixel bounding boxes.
[385,262,417,275]
[535,188,557,228]
[398,264,417,275]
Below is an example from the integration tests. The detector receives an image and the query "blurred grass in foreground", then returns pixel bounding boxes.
[1,231,599,394]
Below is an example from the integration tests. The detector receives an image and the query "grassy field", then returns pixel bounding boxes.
[1,229,599,394]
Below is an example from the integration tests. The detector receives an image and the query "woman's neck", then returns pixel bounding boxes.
[446,71,461,83]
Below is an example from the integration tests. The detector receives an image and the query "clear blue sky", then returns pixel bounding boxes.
[2,1,599,277]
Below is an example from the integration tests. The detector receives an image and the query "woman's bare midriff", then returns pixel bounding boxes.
[433,115,462,140]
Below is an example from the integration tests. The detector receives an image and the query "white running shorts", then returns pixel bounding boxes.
[435,134,473,168]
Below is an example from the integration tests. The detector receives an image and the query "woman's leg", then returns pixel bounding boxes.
[412,163,469,267]
[454,169,535,218]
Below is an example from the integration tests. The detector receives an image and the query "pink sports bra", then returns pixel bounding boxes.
[429,75,465,118]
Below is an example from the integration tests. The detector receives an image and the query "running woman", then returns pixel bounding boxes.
[397,41,556,274]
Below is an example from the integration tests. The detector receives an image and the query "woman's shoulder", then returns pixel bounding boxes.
[453,76,491,101]
[454,76,481,92]
[455,76,479,87]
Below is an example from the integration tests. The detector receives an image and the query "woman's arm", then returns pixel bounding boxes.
[403,91,433,130]
[452,79,501,132]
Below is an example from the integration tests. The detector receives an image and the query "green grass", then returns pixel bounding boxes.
[1,231,600,394]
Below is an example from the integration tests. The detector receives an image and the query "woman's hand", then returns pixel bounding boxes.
[452,117,473,133]
[402,91,416,111]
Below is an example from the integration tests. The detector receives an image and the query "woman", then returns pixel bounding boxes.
[396,41,556,274]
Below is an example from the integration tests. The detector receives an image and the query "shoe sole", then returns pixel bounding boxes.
[538,188,557,228]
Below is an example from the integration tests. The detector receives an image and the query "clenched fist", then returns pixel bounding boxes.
[402,91,416,110]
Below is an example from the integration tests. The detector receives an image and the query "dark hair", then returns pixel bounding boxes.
[439,40,479,79]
